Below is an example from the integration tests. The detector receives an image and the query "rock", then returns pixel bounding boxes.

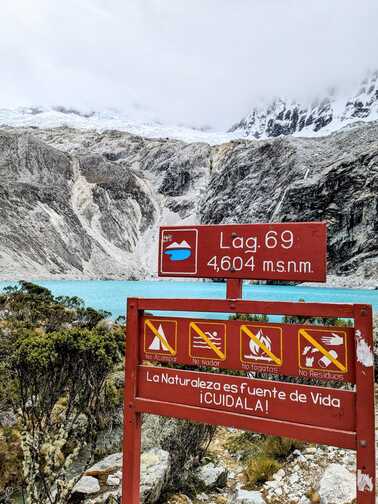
[85,452,122,484]
[73,475,100,494]
[317,463,356,503]
[86,490,120,503]
[106,474,120,486]
[231,487,266,503]
[200,122,378,283]
[196,462,228,489]
[140,448,170,503]
[167,495,193,504]
[273,468,285,481]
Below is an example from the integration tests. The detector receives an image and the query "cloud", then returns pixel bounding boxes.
[1,0,378,128]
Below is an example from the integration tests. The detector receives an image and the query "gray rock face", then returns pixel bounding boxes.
[200,123,378,280]
[0,122,377,282]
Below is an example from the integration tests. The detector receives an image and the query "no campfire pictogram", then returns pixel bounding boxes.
[189,321,226,361]
[298,328,348,373]
[160,228,198,275]
[144,319,177,357]
[240,325,283,366]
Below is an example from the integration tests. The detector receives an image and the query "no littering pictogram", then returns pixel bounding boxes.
[189,321,226,361]
[144,319,177,357]
[240,324,283,366]
[298,328,347,373]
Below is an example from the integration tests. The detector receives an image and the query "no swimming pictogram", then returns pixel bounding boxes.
[298,328,348,373]
[240,324,283,366]
[189,321,226,361]
[144,319,177,357]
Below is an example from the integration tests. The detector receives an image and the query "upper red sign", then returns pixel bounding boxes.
[158,222,327,282]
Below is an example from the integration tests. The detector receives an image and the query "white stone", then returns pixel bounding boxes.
[231,487,266,503]
[196,462,228,489]
[318,463,356,504]
[73,475,100,494]
[289,473,299,484]
[273,469,285,481]
[106,474,120,486]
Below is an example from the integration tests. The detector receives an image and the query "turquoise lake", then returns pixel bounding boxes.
[0,280,377,319]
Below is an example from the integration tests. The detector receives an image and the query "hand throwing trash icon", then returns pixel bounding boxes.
[318,349,338,368]
[298,328,347,373]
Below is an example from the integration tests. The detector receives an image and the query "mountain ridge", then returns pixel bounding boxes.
[230,70,378,139]
[0,121,377,286]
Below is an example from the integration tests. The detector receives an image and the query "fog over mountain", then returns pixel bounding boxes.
[1,0,378,129]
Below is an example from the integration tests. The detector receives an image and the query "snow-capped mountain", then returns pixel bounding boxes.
[1,71,378,145]
[229,71,378,139]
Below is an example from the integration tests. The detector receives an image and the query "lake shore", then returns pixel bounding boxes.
[0,273,376,290]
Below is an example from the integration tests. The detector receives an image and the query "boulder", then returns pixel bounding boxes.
[196,462,228,489]
[317,463,356,503]
[73,475,101,495]
[140,448,170,503]
[85,452,123,484]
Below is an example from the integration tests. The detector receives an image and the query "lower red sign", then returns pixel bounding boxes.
[138,366,355,431]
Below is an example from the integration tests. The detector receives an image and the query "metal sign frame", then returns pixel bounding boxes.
[122,298,375,503]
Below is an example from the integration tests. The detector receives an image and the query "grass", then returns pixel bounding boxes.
[244,456,282,488]
[226,432,306,488]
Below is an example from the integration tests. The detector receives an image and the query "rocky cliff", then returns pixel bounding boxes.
[230,71,378,139]
[0,122,377,284]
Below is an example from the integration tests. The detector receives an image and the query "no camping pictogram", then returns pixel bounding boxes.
[144,319,177,357]
[240,324,283,366]
[189,321,226,361]
[298,328,348,373]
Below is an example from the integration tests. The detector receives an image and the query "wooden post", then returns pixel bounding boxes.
[226,279,243,299]
[122,299,142,504]
[354,304,376,504]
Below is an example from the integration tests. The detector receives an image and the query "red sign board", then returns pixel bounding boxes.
[123,299,375,504]
[140,316,355,383]
[158,222,327,282]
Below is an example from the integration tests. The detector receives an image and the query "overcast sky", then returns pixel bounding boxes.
[1,0,378,129]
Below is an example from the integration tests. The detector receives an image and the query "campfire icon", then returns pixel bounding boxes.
[243,329,273,362]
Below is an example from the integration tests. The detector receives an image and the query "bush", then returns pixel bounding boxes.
[263,436,305,461]
[244,455,281,487]
[10,326,121,503]
[229,313,269,322]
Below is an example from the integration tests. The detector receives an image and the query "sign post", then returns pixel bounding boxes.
[122,222,375,504]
